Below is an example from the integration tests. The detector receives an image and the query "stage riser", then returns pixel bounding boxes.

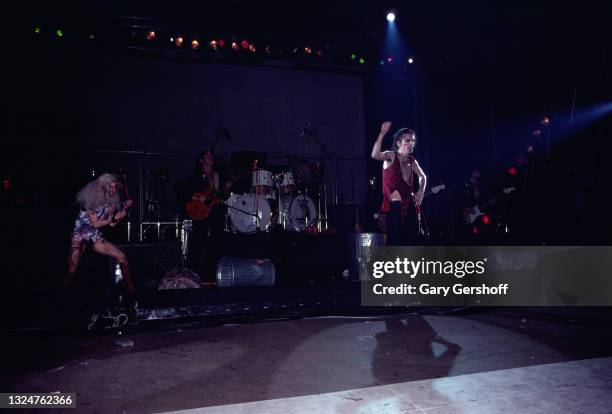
[110,243,184,290]
[108,233,349,288]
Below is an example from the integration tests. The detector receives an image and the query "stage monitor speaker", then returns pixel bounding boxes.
[216,257,275,287]
[110,243,184,290]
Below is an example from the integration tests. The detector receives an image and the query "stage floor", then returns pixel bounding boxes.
[4,309,612,413]
[159,357,612,414]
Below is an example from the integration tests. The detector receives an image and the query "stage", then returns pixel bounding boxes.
[3,1,612,412]
[4,308,612,413]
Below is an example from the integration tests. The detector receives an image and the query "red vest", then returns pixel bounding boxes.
[381,152,414,216]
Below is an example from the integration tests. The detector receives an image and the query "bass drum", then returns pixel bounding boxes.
[283,194,317,232]
[227,193,271,234]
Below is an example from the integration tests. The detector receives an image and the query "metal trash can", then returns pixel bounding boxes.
[347,233,387,281]
[216,257,276,287]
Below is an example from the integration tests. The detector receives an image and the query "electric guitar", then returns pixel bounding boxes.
[375,184,446,232]
[185,170,249,221]
[462,187,515,224]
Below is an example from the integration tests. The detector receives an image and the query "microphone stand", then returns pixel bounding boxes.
[418,209,431,238]
[303,128,331,232]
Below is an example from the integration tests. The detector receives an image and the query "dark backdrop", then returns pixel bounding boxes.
[86,55,368,222]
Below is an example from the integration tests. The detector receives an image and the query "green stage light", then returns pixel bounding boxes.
[56,29,63,38]
[34,26,41,34]
[350,54,356,60]
[359,58,365,64]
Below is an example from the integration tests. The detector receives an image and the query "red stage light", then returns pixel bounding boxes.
[2,176,13,191]
[240,40,249,49]
[316,49,323,56]
[304,46,312,54]
[146,31,156,40]
[231,41,239,51]
[218,39,225,48]
[508,166,518,176]
[191,39,199,50]
[175,36,184,47]
[209,40,218,50]
[472,226,479,235]
[482,215,491,225]
[248,44,256,53]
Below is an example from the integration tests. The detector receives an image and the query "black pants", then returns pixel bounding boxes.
[187,205,224,280]
[387,201,419,246]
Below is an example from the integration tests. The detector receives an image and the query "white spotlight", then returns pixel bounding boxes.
[386,12,396,22]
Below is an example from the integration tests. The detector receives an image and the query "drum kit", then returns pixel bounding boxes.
[225,167,320,234]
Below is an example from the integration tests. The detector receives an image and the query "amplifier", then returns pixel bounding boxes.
[110,243,184,290]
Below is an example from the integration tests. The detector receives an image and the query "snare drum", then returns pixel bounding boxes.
[276,171,296,194]
[252,169,274,197]
[226,193,271,234]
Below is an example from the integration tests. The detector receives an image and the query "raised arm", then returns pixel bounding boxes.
[371,121,395,162]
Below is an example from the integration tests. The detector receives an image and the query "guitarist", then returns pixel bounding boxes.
[460,168,485,239]
[371,122,427,245]
[460,168,515,239]
[65,173,136,299]
[178,149,225,279]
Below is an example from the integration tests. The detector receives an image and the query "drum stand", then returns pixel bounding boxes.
[277,190,287,230]
[254,188,260,231]
[319,144,331,232]
[304,130,331,232]
[224,207,231,232]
